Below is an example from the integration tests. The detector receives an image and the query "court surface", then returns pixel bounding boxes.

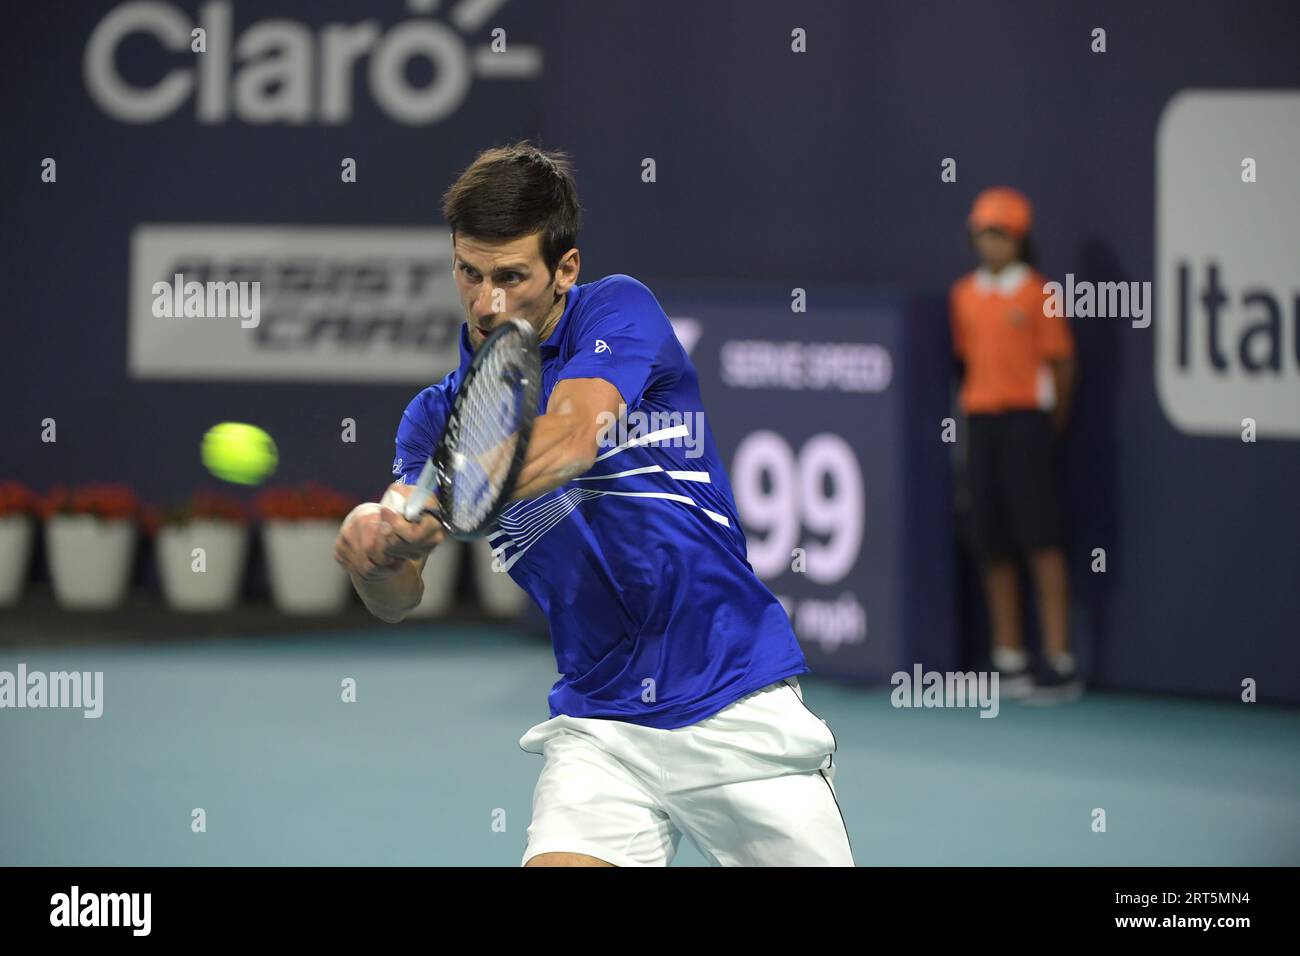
[2,628,1297,866]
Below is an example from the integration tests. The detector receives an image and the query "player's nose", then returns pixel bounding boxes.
[471,285,500,324]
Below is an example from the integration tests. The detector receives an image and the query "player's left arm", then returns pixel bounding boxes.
[510,275,677,500]
[510,376,622,500]
[1035,283,1078,432]
[1049,356,1077,432]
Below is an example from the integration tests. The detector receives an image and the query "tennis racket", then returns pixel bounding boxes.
[402,317,542,539]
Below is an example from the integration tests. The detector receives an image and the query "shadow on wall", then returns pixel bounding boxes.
[1062,237,1126,686]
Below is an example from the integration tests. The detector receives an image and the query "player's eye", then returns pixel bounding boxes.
[460,264,480,279]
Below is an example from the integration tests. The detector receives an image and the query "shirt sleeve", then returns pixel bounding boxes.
[1033,283,1076,361]
[552,274,681,411]
[392,371,458,485]
[949,282,967,359]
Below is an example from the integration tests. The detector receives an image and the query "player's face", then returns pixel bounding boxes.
[453,233,567,350]
[972,228,1019,272]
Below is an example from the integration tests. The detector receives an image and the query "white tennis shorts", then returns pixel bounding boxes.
[518,677,855,866]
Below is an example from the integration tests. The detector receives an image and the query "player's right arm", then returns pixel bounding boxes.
[334,482,446,623]
[334,378,456,623]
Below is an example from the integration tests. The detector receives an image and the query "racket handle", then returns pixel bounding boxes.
[402,494,448,528]
[403,457,439,522]
[418,505,449,528]
[402,497,439,523]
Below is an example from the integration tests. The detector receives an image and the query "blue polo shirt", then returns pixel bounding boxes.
[393,274,808,729]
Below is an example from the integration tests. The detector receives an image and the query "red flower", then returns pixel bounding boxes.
[41,484,139,521]
[0,481,39,517]
[255,482,356,522]
[160,490,249,527]
[140,504,163,537]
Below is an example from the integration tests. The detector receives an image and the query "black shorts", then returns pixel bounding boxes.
[966,410,1063,560]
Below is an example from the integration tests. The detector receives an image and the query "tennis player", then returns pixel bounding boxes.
[333,142,853,867]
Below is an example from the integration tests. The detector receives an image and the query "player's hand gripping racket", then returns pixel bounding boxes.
[402,318,542,539]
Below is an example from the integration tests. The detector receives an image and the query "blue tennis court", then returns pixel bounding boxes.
[4,628,1296,866]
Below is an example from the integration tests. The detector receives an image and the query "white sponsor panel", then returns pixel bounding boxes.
[1156,90,1300,439]
[128,224,463,382]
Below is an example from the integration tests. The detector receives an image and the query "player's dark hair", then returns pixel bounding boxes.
[441,141,582,277]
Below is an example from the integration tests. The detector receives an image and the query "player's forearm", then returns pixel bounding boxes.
[350,560,425,623]
[511,411,596,500]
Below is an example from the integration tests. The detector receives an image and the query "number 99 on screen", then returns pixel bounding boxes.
[730,431,864,585]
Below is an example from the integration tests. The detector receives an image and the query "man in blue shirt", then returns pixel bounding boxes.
[334,143,853,867]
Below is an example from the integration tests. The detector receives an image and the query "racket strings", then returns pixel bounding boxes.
[445,327,534,529]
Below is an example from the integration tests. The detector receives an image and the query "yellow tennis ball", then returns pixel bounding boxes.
[201,422,279,486]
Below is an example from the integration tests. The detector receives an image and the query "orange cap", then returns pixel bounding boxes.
[968,187,1033,237]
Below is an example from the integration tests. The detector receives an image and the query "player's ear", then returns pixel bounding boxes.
[555,247,580,292]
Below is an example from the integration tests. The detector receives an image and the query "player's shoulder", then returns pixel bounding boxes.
[585,272,658,302]
[573,273,672,337]
[398,368,459,437]
[950,271,980,298]
[1023,267,1050,294]
[407,367,460,408]
[580,274,664,320]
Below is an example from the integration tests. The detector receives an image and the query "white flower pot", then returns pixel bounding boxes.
[406,538,462,619]
[470,537,529,618]
[157,520,248,612]
[46,515,136,610]
[0,515,34,606]
[262,520,350,615]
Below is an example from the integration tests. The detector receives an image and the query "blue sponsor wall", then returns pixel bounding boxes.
[1,1,1297,700]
